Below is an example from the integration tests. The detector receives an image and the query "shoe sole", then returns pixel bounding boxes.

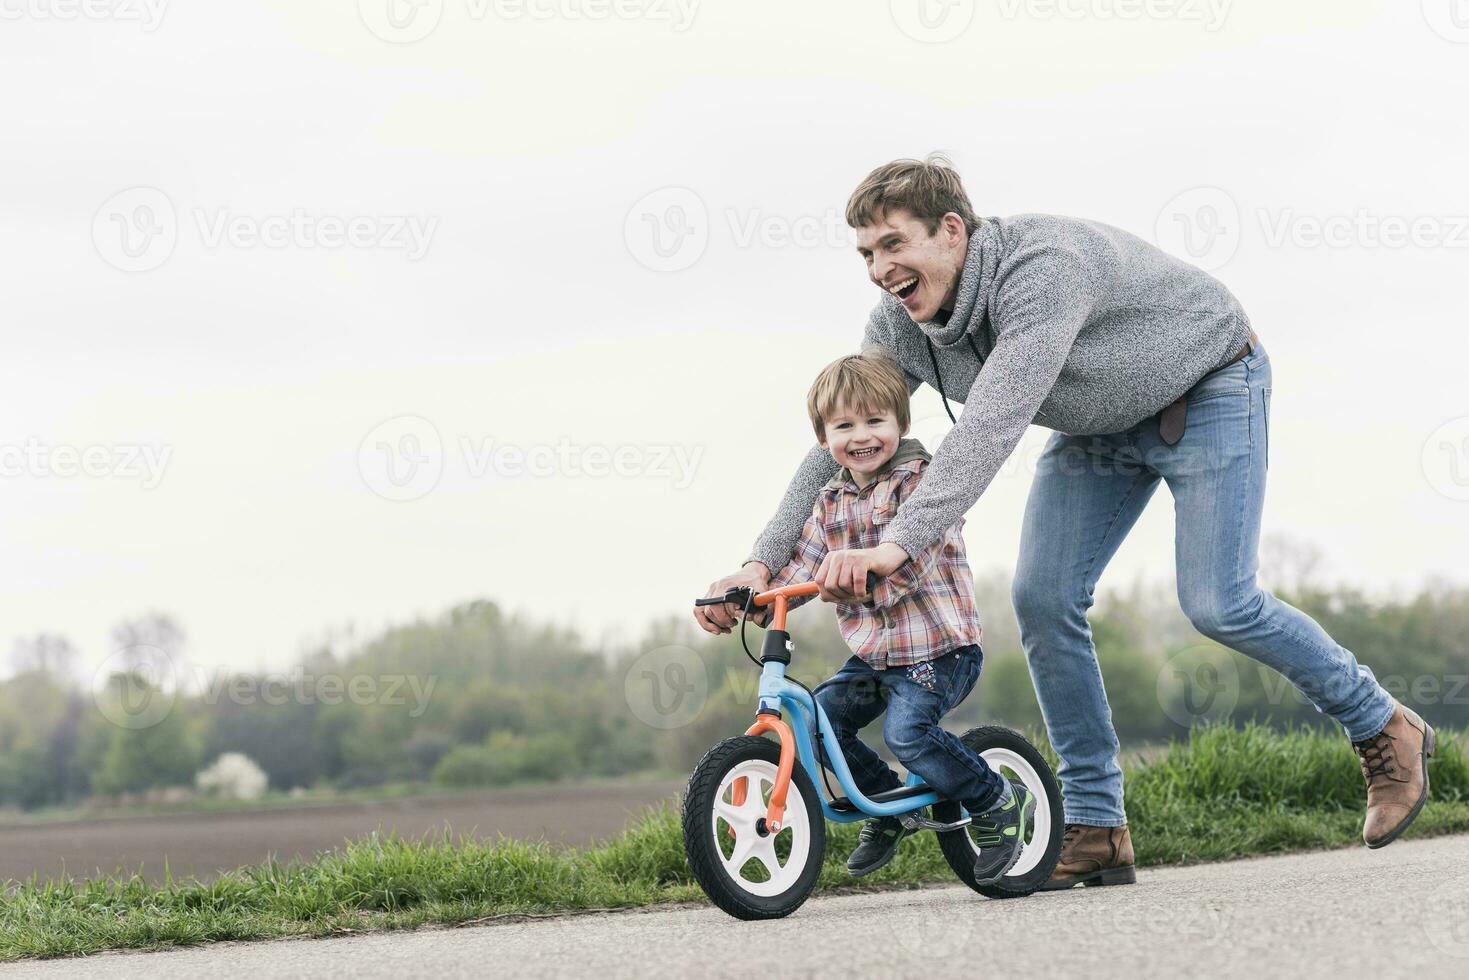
[1366,723,1436,850]
[1038,865,1137,891]
[973,792,1037,887]
[847,827,913,878]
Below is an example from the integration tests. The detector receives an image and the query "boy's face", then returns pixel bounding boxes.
[820,400,902,481]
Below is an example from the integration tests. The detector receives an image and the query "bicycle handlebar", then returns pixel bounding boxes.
[693,571,880,610]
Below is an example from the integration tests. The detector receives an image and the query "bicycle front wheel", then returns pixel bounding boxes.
[681,735,826,920]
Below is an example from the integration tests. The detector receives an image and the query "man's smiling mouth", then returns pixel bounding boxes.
[887,276,918,300]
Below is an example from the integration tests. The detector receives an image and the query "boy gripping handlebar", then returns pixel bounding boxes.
[698,349,1034,882]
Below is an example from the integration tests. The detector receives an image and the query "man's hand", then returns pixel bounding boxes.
[814,542,909,603]
[694,562,772,634]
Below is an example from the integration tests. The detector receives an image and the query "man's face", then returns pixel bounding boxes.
[855,208,968,324]
[819,400,902,481]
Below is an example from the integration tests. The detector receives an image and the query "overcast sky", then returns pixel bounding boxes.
[2,1,1466,677]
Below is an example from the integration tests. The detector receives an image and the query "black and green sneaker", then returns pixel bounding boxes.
[968,778,1036,885]
[847,813,917,877]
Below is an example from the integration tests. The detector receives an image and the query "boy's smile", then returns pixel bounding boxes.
[820,401,901,482]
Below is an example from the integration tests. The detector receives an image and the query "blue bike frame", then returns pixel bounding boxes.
[757,658,940,823]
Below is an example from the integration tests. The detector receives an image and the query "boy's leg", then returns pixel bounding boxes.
[878,645,1004,809]
[812,656,902,797]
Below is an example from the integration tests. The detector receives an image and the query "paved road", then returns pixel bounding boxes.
[10,835,1469,978]
[0,778,685,885]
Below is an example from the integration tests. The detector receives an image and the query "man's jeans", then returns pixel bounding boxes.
[1013,340,1394,826]
[812,644,1005,811]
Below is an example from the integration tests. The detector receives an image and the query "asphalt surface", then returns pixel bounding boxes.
[0,778,686,885]
[9,834,1469,978]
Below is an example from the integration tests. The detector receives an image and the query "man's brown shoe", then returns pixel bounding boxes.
[1038,823,1137,891]
[1355,701,1436,849]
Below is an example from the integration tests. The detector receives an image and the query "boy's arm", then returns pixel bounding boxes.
[744,308,923,575]
[868,466,949,611]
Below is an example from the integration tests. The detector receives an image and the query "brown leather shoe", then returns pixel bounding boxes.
[1355,701,1437,849]
[1038,823,1137,891]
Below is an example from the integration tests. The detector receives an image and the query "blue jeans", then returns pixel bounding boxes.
[1013,340,1394,826]
[812,644,1005,811]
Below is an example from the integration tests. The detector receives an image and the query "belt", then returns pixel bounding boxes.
[1158,328,1260,446]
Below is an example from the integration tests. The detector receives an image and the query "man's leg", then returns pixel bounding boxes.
[1149,344,1395,741]
[1149,343,1428,846]
[1014,431,1160,827]
[812,656,902,797]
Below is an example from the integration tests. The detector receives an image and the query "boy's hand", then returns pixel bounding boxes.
[694,562,771,634]
[815,543,908,603]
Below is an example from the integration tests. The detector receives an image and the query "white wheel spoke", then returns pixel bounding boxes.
[709,758,812,898]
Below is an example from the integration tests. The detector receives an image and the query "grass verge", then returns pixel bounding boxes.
[3,724,1466,961]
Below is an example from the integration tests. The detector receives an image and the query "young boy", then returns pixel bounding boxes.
[751,349,1034,884]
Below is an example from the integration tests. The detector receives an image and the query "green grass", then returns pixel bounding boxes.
[3,724,1467,961]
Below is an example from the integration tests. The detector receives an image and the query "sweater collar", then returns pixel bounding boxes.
[915,217,999,347]
[824,437,931,491]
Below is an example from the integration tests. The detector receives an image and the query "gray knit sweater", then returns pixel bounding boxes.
[746,213,1251,572]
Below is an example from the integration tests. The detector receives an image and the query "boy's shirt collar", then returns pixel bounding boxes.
[824,437,930,492]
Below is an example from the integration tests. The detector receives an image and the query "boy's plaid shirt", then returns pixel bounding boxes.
[765,439,982,670]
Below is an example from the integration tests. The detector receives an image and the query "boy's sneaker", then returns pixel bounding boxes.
[968,778,1036,885]
[847,812,918,877]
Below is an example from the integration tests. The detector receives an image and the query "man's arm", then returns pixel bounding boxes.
[878,248,1101,562]
[866,467,945,610]
[744,308,922,574]
[750,508,828,624]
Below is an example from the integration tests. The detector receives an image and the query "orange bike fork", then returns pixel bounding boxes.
[741,714,795,833]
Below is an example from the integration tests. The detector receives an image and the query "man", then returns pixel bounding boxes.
[693,154,1434,888]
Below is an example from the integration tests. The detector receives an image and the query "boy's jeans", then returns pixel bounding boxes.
[812,644,1005,811]
[1013,340,1395,826]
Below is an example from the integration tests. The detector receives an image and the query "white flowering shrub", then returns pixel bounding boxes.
[194,752,269,801]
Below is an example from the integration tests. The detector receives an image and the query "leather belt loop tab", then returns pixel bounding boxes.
[1159,397,1187,446]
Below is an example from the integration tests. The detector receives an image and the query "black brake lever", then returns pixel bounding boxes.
[694,585,754,607]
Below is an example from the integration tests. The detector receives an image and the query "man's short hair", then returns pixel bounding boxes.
[844,152,979,235]
[807,347,912,440]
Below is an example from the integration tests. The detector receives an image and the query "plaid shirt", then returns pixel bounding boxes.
[766,438,982,670]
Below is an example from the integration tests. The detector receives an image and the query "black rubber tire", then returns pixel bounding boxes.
[681,735,826,920]
[934,725,1063,899]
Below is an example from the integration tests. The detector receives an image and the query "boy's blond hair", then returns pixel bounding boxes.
[807,348,912,440]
